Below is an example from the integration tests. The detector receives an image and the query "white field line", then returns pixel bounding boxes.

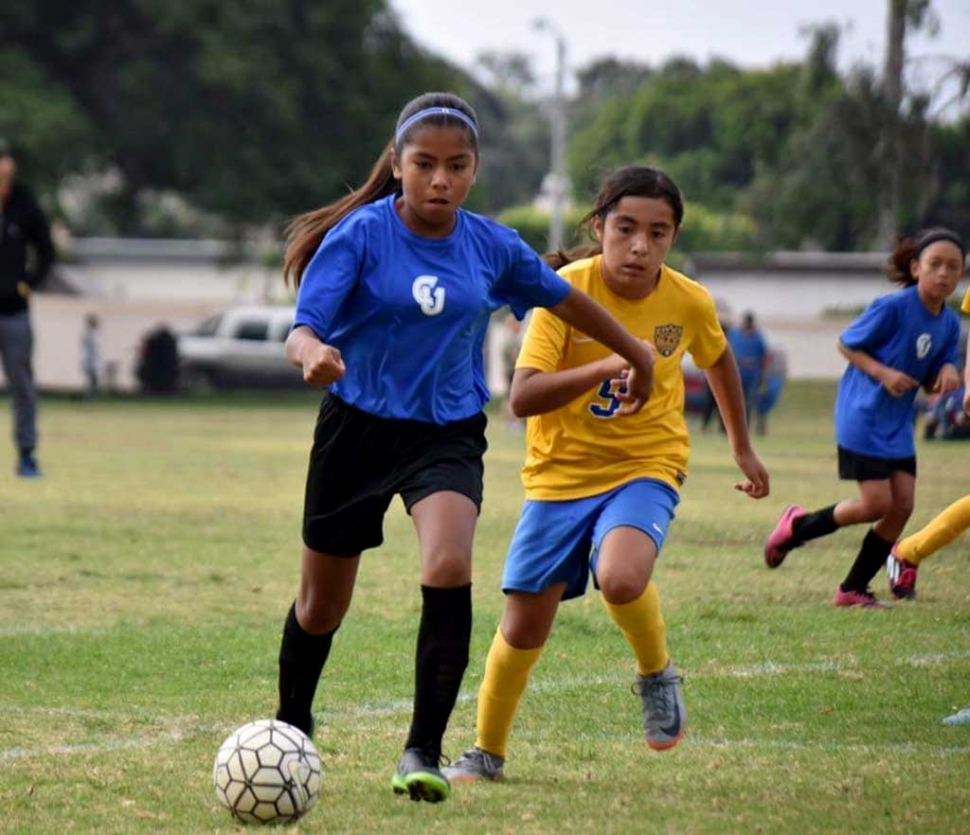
[2,648,970,762]
[0,728,200,761]
[4,722,967,763]
[0,625,111,637]
[2,705,162,722]
[688,736,970,755]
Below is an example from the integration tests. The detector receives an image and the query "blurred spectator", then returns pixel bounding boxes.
[923,385,970,440]
[755,347,788,436]
[81,313,101,399]
[727,311,768,434]
[136,324,179,394]
[0,142,55,477]
[924,326,970,440]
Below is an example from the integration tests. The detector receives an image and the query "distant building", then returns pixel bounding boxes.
[23,238,282,393]
[54,237,281,303]
[685,251,968,379]
[684,251,894,322]
[14,242,968,391]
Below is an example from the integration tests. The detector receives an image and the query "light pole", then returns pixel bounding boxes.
[533,17,568,251]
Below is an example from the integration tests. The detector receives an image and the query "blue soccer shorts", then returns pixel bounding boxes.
[501,478,680,601]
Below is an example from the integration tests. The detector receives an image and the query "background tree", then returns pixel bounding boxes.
[467,50,551,214]
[876,0,937,245]
[0,0,488,234]
[1,1,967,251]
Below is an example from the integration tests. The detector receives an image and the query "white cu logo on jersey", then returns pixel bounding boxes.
[915,333,932,360]
[412,275,446,317]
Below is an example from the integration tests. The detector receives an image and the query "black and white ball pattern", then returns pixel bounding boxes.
[213,719,323,824]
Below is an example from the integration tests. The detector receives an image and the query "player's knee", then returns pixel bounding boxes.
[501,621,546,650]
[421,549,472,587]
[298,593,348,635]
[598,572,648,606]
[861,495,892,521]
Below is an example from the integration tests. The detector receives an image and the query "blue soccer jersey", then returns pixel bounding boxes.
[293,195,570,423]
[835,285,960,458]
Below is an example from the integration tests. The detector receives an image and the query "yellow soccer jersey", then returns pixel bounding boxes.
[962,287,970,314]
[516,255,726,500]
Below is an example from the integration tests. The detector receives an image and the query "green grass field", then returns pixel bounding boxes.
[1,383,968,835]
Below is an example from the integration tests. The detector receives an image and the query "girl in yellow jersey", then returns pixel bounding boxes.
[884,288,970,599]
[445,166,770,782]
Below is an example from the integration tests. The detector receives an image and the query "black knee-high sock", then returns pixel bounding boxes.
[276,602,337,735]
[789,504,839,547]
[841,529,894,592]
[405,584,472,759]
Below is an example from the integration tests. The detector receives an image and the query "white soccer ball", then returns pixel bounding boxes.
[213,719,323,824]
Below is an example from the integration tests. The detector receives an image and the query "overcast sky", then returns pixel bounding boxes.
[390,0,968,103]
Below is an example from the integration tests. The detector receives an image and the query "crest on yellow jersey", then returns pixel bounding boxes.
[654,324,683,357]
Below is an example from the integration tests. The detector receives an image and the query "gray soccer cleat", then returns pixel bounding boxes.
[442,747,505,783]
[634,661,687,750]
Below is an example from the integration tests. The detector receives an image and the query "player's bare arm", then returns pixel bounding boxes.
[704,347,770,499]
[509,350,633,418]
[837,341,917,397]
[286,325,346,386]
[733,447,770,499]
[930,362,960,394]
[549,287,654,413]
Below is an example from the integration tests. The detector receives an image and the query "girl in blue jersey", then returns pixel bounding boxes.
[764,228,964,607]
[274,92,655,803]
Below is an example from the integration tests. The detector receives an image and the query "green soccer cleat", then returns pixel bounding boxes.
[391,748,450,803]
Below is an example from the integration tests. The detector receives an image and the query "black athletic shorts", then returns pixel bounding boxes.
[302,392,488,556]
[837,445,917,481]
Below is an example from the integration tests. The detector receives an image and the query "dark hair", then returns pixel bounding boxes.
[284,93,480,288]
[544,166,684,270]
[885,227,966,287]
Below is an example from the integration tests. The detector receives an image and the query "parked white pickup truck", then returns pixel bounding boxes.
[177,306,303,389]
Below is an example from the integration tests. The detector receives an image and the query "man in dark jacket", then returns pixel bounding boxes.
[0,144,54,477]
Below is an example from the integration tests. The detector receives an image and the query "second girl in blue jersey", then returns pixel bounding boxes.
[274,92,655,803]
[764,228,964,606]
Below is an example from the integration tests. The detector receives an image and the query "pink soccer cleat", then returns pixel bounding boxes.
[833,585,891,608]
[886,546,919,600]
[764,504,805,568]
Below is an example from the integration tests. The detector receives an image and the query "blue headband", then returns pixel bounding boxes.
[395,107,478,144]
[914,229,965,260]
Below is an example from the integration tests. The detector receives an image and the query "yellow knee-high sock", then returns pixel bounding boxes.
[896,495,970,566]
[602,581,669,677]
[474,628,544,759]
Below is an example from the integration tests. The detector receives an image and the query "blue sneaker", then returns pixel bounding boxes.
[16,454,42,478]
